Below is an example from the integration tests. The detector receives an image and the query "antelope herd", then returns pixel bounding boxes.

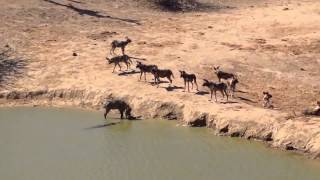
[105,37,319,117]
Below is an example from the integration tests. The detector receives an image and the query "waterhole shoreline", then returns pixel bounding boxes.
[1,88,320,160]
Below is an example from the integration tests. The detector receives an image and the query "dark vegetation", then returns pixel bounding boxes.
[153,0,233,12]
[0,45,27,88]
[156,0,201,11]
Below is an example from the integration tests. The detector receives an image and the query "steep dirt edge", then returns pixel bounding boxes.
[1,88,320,159]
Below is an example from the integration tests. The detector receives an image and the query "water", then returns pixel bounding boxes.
[0,107,320,180]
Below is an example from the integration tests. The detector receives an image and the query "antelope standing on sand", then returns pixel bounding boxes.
[202,79,229,102]
[179,70,198,92]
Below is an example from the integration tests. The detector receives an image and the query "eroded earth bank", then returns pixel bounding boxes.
[0,0,320,159]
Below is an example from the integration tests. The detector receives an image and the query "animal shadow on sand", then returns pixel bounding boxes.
[238,96,257,103]
[236,89,248,94]
[164,85,184,92]
[0,46,28,88]
[220,101,238,104]
[195,90,209,95]
[43,0,141,25]
[118,70,140,76]
[67,0,83,4]
[149,80,170,85]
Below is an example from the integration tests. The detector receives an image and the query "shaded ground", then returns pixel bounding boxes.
[0,46,28,88]
[43,0,141,25]
[0,0,319,114]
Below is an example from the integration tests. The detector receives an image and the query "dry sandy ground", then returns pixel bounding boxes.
[1,0,320,157]
[1,0,320,113]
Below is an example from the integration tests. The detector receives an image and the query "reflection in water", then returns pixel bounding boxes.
[85,122,120,129]
[0,107,320,180]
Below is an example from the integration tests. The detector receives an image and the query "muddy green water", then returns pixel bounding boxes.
[1,107,320,180]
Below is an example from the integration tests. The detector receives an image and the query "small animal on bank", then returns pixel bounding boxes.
[110,37,132,55]
[202,79,229,102]
[303,101,320,116]
[227,77,239,98]
[213,66,236,82]
[179,70,198,92]
[151,67,174,87]
[106,55,132,73]
[136,61,158,81]
[103,99,133,119]
[262,91,273,108]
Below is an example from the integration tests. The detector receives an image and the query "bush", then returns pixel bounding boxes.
[155,0,200,11]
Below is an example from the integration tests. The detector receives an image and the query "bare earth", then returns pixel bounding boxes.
[1,0,320,158]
